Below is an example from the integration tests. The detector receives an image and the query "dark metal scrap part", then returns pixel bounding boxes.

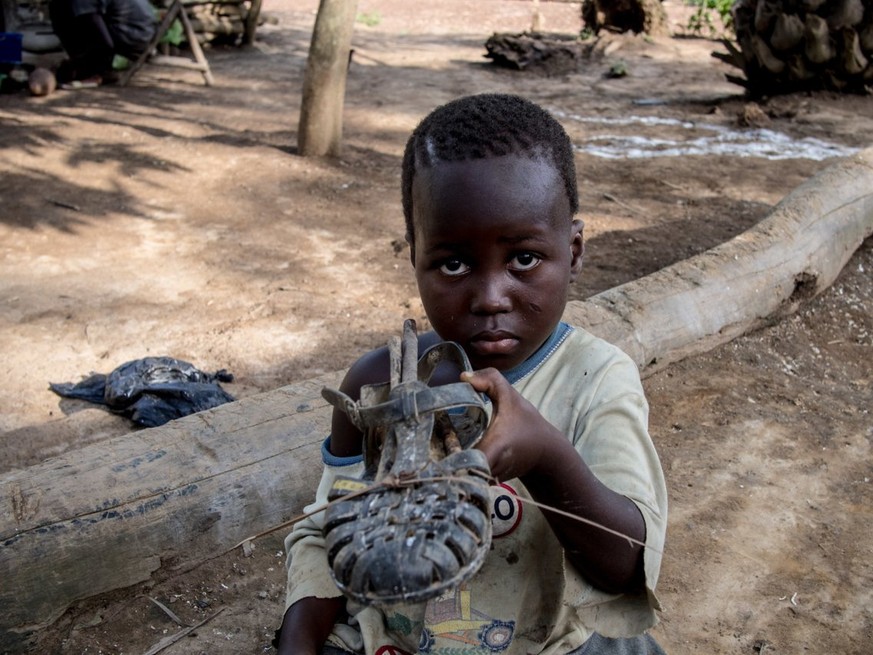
[320,319,493,606]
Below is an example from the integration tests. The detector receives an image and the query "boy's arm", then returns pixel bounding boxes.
[328,331,446,457]
[522,431,646,593]
[461,368,646,594]
[281,346,391,653]
[276,596,345,655]
[281,333,449,651]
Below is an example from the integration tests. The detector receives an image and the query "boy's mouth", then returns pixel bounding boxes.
[468,330,519,356]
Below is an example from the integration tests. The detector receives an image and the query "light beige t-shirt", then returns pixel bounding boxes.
[285,324,668,655]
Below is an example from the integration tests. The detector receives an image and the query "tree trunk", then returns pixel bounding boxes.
[723,0,873,95]
[581,0,668,36]
[564,148,873,373]
[297,0,359,157]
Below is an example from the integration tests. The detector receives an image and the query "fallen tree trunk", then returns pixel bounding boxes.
[0,377,337,649]
[1,148,872,649]
[564,147,873,372]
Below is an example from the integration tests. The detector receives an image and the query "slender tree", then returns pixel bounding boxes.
[298,0,359,157]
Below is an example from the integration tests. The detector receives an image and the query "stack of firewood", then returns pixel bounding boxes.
[184,0,247,43]
[719,0,873,94]
[154,0,257,44]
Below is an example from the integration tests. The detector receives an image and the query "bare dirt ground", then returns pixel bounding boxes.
[1,0,871,653]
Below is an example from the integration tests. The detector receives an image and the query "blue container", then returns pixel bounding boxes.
[0,32,23,64]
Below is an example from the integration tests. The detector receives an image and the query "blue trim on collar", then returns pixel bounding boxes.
[502,322,573,385]
[322,436,364,467]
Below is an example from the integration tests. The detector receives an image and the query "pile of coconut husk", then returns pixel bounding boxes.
[718,0,872,95]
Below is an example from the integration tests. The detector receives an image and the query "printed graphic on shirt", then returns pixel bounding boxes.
[419,585,515,654]
[490,483,522,538]
[380,484,524,654]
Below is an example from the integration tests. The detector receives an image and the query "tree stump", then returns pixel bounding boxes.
[720,0,873,95]
[581,0,668,36]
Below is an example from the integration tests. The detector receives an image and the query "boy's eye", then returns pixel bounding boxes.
[509,252,541,271]
[439,259,470,276]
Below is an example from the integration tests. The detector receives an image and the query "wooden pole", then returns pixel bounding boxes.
[1,149,872,648]
[297,0,359,157]
[243,0,263,45]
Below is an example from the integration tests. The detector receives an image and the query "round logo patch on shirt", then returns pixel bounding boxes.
[490,483,523,537]
[375,646,413,655]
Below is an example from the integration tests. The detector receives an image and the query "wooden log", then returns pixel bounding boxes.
[0,375,336,649]
[1,149,872,648]
[564,148,873,372]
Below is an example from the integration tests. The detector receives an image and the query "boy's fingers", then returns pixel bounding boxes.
[460,368,505,398]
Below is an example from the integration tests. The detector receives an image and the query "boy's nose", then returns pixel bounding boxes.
[469,273,512,314]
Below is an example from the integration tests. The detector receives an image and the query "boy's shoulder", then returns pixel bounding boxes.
[562,325,636,365]
[337,330,447,399]
[515,324,641,391]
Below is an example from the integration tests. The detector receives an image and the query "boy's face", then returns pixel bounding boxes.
[411,154,583,372]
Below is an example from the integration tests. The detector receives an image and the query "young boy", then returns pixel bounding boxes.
[278,94,667,655]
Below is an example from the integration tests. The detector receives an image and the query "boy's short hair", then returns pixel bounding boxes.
[401,93,579,242]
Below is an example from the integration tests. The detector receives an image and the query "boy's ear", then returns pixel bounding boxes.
[569,219,584,281]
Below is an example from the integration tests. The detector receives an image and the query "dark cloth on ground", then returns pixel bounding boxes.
[49,356,234,427]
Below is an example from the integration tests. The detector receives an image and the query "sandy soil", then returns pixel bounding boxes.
[0,0,871,653]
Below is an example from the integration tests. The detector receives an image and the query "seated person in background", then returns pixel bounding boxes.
[49,0,156,86]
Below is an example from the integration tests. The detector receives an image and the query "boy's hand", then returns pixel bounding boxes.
[462,368,647,593]
[460,368,562,482]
